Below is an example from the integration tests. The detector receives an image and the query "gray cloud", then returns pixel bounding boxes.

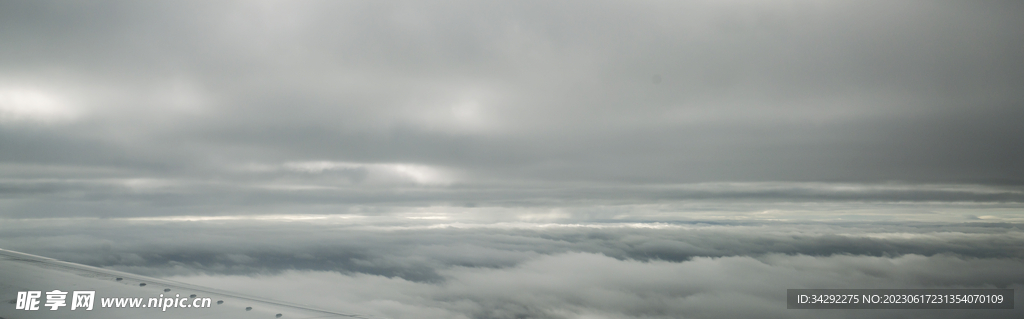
[177,253,1024,319]
[1,0,1022,193]
[2,2,1023,318]
[2,176,1023,218]
[4,207,1024,318]
[3,217,1024,279]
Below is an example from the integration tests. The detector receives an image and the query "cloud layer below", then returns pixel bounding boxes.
[3,214,1023,318]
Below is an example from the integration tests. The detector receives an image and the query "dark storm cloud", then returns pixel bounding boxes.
[1,0,1022,207]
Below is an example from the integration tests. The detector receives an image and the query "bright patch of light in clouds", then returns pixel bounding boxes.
[401,86,503,134]
[283,160,454,185]
[0,87,77,123]
[448,99,488,129]
[146,79,210,114]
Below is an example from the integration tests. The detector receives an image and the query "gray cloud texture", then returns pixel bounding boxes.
[1,1,1022,205]
[173,254,1024,319]
[2,1,1023,318]
[3,217,1024,318]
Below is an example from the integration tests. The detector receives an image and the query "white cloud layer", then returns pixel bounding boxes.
[172,253,1024,319]
[3,210,1023,318]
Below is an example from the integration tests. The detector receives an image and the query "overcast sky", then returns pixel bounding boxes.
[2,2,1023,318]
[1,0,1023,219]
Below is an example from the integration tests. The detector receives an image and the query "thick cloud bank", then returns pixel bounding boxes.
[173,253,1023,319]
[2,215,1023,318]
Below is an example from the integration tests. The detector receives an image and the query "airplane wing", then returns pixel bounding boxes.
[0,248,371,319]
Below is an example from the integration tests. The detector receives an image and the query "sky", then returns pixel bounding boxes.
[1,1,1023,318]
